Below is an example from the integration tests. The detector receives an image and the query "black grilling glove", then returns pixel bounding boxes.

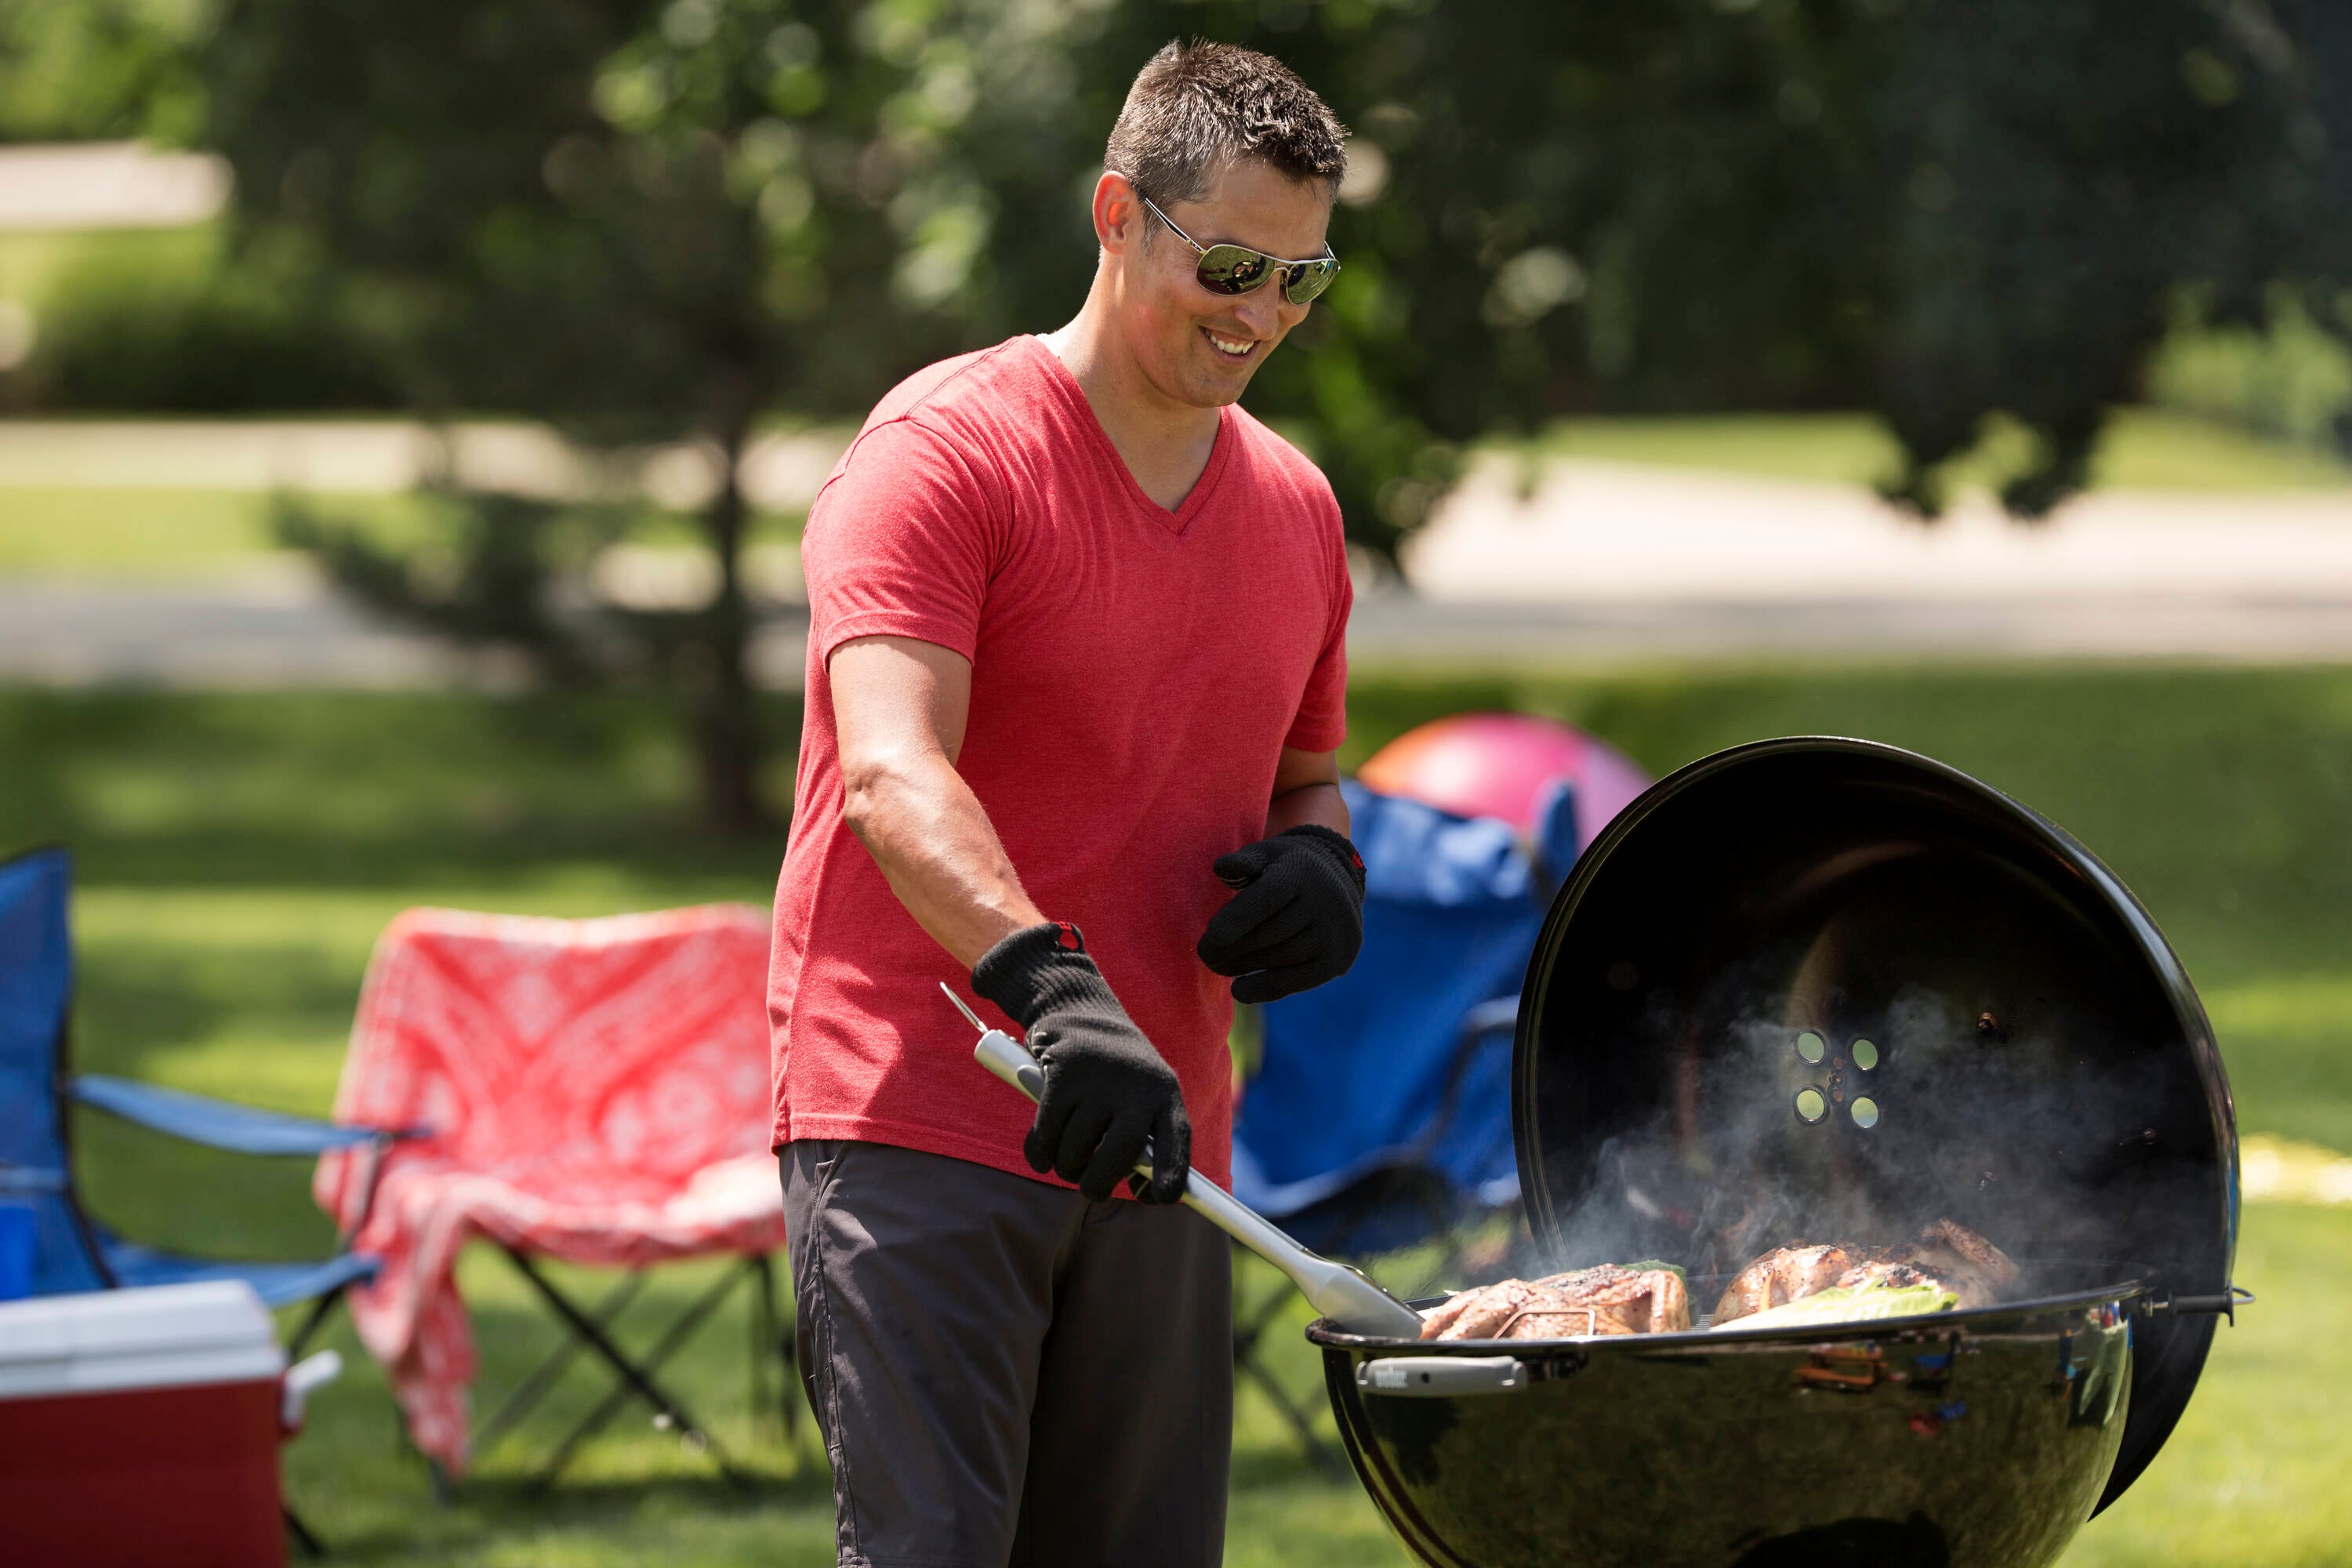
[971,920,1192,1204]
[1196,824,1367,1005]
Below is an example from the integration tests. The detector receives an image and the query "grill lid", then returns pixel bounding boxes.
[1512,738,2238,1514]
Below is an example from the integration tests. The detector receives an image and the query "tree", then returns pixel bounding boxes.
[195,0,2343,832]
[202,0,967,829]
[0,0,205,143]
[967,0,2326,527]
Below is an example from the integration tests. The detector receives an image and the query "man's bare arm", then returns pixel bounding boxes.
[1266,746,1348,837]
[832,634,1043,969]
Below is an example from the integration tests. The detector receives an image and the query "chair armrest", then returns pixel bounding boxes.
[0,1160,69,1193]
[68,1074,401,1157]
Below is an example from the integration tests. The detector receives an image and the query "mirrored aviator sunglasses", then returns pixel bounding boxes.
[1139,191,1340,307]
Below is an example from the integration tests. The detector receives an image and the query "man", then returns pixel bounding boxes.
[769,40,1361,1568]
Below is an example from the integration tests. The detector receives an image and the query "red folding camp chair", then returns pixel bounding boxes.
[314,903,792,1490]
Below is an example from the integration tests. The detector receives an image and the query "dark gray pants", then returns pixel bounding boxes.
[781,1140,1233,1568]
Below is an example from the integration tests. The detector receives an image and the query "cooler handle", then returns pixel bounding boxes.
[281,1349,343,1432]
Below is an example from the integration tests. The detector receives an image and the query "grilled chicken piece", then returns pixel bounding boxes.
[1417,1276,1554,1341]
[1711,1243,1863,1326]
[1829,1258,1942,1294]
[1420,1265,1691,1341]
[1893,1218,2019,1308]
[1717,1221,2020,1324]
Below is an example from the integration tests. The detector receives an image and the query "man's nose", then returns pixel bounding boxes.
[1232,287,1286,339]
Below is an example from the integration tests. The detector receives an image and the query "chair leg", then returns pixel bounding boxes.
[503,1248,753,1493]
[473,1270,649,1461]
[286,1285,346,1360]
[748,1255,772,1436]
[1230,1243,1345,1480]
[273,1287,356,1544]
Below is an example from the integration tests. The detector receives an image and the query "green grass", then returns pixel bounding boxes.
[1539,408,2352,493]
[6,663,2350,1564]
[2061,1203,2352,1568]
[0,488,418,575]
[0,224,222,310]
[0,488,804,577]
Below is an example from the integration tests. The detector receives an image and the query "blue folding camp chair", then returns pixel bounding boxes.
[0,844,401,1366]
[1226,779,1579,1465]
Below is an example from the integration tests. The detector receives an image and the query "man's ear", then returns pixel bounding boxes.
[1093,170,1143,256]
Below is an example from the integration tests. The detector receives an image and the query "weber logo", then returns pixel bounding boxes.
[1371,1364,1410,1390]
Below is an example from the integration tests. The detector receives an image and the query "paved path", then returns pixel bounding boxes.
[0,142,228,233]
[8,572,2343,690]
[0,567,811,690]
[5,424,2351,685]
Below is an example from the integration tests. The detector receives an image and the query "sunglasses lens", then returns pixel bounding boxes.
[1196,245,1274,296]
[1283,258,1338,306]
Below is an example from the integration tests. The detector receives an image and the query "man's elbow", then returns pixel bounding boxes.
[839,753,895,850]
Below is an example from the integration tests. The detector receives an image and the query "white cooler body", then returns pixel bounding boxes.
[0,1279,289,1568]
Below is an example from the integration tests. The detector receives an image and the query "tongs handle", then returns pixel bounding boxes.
[953,985,1425,1340]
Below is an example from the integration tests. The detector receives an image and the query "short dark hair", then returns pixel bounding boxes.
[1104,40,1347,208]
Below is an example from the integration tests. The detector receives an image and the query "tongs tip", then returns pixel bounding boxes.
[940,981,987,1034]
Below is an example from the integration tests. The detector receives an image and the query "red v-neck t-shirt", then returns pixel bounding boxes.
[768,333,1352,1185]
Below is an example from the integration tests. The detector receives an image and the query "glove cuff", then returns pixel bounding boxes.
[1279,824,1367,904]
[971,921,1122,1032]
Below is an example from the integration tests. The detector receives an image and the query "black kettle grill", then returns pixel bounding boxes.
[1310,737,2242,1568]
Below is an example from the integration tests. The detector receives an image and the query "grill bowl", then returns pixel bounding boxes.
[1312,1272,2147,1568]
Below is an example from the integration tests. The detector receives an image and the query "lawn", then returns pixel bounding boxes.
[0,487,806,577]
[5,663,2348,1566]
[1538,407,2352,493]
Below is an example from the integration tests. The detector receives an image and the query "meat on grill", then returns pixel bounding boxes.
[1708,1243,1864,1324]
[1420,1264,1691,1341]
[1712,1219,2019,1326]
[1881,1217,2021,1308]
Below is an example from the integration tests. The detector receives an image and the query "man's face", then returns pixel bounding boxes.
[1112,158,1334,410]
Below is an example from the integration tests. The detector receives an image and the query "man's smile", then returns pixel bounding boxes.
[1201,327,1260,361]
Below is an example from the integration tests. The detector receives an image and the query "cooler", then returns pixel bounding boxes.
[0,1280,289,1568]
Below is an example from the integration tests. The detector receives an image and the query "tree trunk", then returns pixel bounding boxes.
[695,374,768,836]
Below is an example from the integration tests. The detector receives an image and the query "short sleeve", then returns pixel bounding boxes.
[1283,502,1352,753]
[802,417,1002,666]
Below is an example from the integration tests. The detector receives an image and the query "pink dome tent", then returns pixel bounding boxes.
[1356,713,1651,851]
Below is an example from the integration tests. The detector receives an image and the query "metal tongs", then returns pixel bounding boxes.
[943,984,1425,1339]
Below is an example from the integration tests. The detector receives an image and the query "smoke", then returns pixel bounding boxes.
[1523,958,2216,1316]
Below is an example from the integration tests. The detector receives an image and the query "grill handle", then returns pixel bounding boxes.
[1359,1356,1529,1397]
[2151,1284,2256,1325]
[964,1004,1426,1340]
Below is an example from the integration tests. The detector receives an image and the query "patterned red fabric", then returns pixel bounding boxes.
[315,905,786,1473]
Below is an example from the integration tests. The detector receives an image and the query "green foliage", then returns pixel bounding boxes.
[0,0,205,143]
[20,226,397,412]
[965,0,2332,532]
[2148,289,2352,451]
[200,0,949,437]
[198,0,986,825]
[274,492,618,683]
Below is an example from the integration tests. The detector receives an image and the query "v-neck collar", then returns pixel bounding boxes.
[1025,334,1232,536]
